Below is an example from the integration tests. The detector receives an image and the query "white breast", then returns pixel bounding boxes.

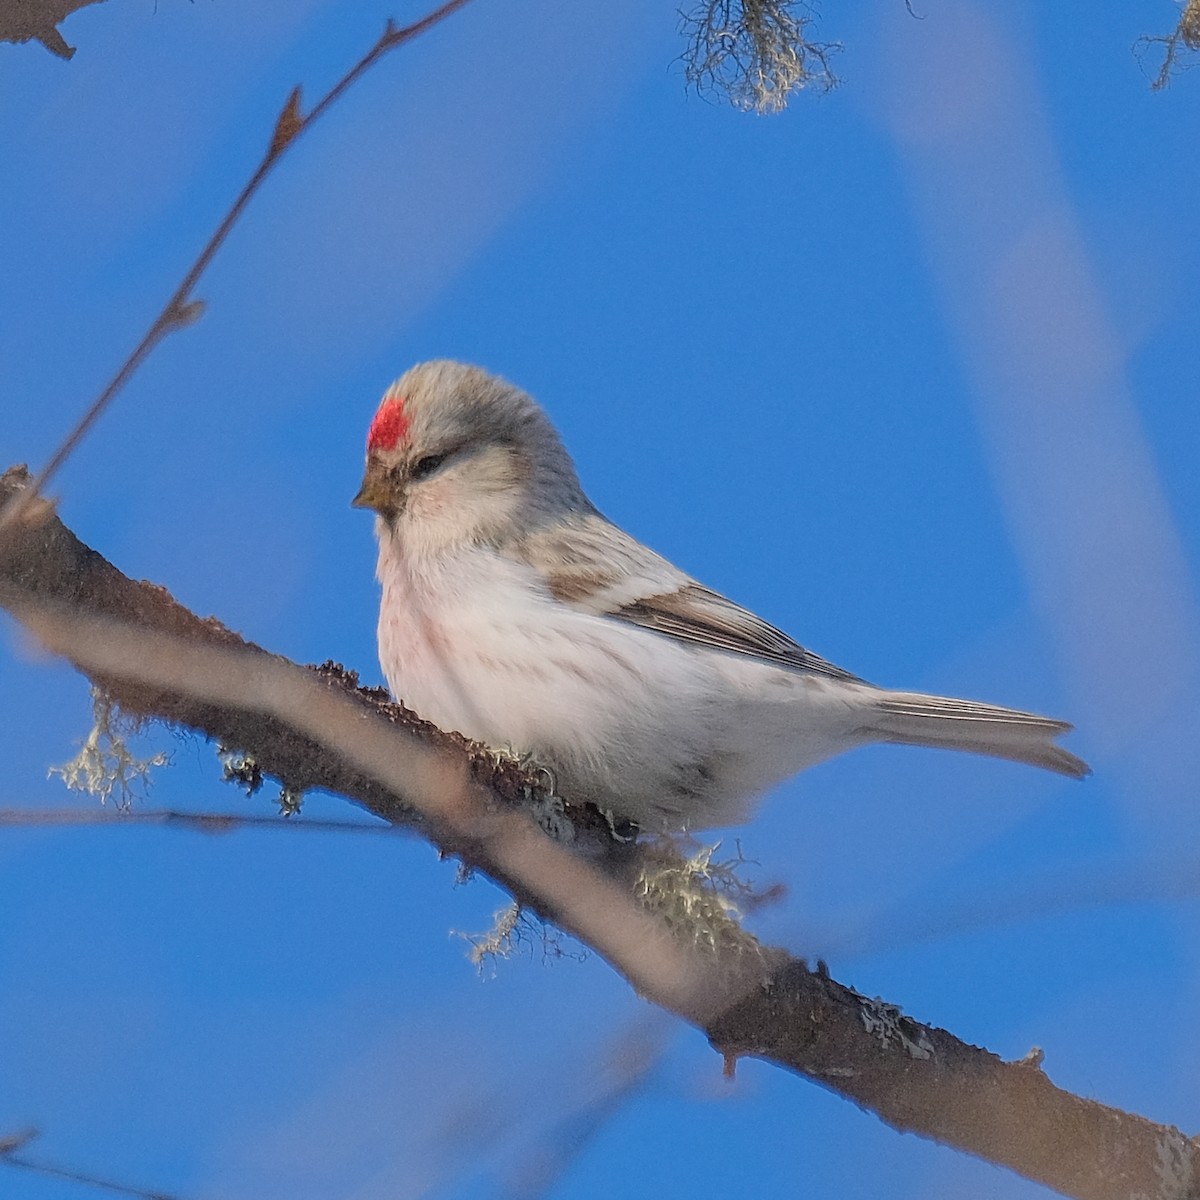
[374,532,868,829]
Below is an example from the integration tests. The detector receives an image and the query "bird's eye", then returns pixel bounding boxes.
[411,453,447,480]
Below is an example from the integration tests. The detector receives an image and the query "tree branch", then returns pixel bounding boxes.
[1,463,1196,1200]
[0,0,102,60]
[1,1125,176,1200]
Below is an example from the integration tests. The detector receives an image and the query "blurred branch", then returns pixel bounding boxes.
[817,854,1200,965]
[0,806,406,836]
[0,0,101,59]
[502,1019,668,1200]
[0,0,476,536]
[397,1016,669,1199]
[1,462,1197,1200]
[0,1127,177,1200]
[679,0,838,112]
[1138,0,1200,90]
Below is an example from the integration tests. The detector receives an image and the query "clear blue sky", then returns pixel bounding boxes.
[2,2,1198,1197]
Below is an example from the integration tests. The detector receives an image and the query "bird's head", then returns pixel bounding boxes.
[353,360,588,555]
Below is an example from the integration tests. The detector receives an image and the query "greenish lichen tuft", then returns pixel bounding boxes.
[277,784,305,818]
[681,0,838,113]
[633,841,769,965]
[455,903,580,975]
[1137,0,1200,90]
[219,748,264,795]
[49,687,169,810]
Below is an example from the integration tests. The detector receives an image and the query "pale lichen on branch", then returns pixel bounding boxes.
[634,840,774,964]
[48,686,168,810]
[1137,0,1200,90]
[680,0,838,112]
[455,902,582,974]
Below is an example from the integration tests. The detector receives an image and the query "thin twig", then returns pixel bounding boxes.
[1135,0,1200,91]
[1,1129,177,1200]
[0,0,477,535]
[502,1019,668,1200]
[0,806,404,836]
[814,853,1200,965]
[0,1129,38,1155]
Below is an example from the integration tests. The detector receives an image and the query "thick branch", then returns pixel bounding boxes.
[1,463,1196,1200]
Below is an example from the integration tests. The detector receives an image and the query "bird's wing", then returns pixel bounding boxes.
[605,582,865,681]
[510,514,864,682]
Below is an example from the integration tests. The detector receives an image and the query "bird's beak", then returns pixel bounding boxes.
[352,460,392,513]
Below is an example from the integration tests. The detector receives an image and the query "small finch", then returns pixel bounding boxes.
[354,361,1088,831]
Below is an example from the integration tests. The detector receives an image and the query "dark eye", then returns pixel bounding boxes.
[411,453,447,480]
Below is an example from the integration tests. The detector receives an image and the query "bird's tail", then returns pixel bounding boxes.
[867,691,1090,779]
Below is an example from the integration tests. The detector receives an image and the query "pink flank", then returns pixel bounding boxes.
[368,396,410,451]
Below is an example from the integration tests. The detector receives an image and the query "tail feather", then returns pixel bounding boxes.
[869,691,1090,779]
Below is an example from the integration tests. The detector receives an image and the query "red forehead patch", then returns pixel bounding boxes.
[367,395,409,452]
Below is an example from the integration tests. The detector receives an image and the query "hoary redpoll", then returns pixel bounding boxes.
[354,360,1088,831]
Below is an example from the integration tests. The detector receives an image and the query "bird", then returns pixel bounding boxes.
[353,360,1088,832]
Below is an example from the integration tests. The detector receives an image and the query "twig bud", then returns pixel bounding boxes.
[270,86,305,156]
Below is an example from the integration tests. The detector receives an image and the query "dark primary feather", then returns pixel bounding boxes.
[512,513,862,682]
[877,694,1072,730]
[608,584,865,682]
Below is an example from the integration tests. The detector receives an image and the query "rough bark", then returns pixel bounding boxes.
[0,0,103,59]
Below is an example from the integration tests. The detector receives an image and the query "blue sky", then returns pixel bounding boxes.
[2,1,1198,1196]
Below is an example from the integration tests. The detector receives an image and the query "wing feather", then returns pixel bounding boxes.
[509,514,862,682]
[610,585,864,682]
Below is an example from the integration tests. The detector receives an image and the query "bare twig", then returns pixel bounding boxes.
[0,806,403,836]
[394,1017,669,1199]
[0,1127,177,1200]
[817,853,1200,965]
[503,1019,668,1200]
[0,0,477,536]
[16,799,1200,991]
[0,1129,38,1155]
[1136,0,1200,90]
